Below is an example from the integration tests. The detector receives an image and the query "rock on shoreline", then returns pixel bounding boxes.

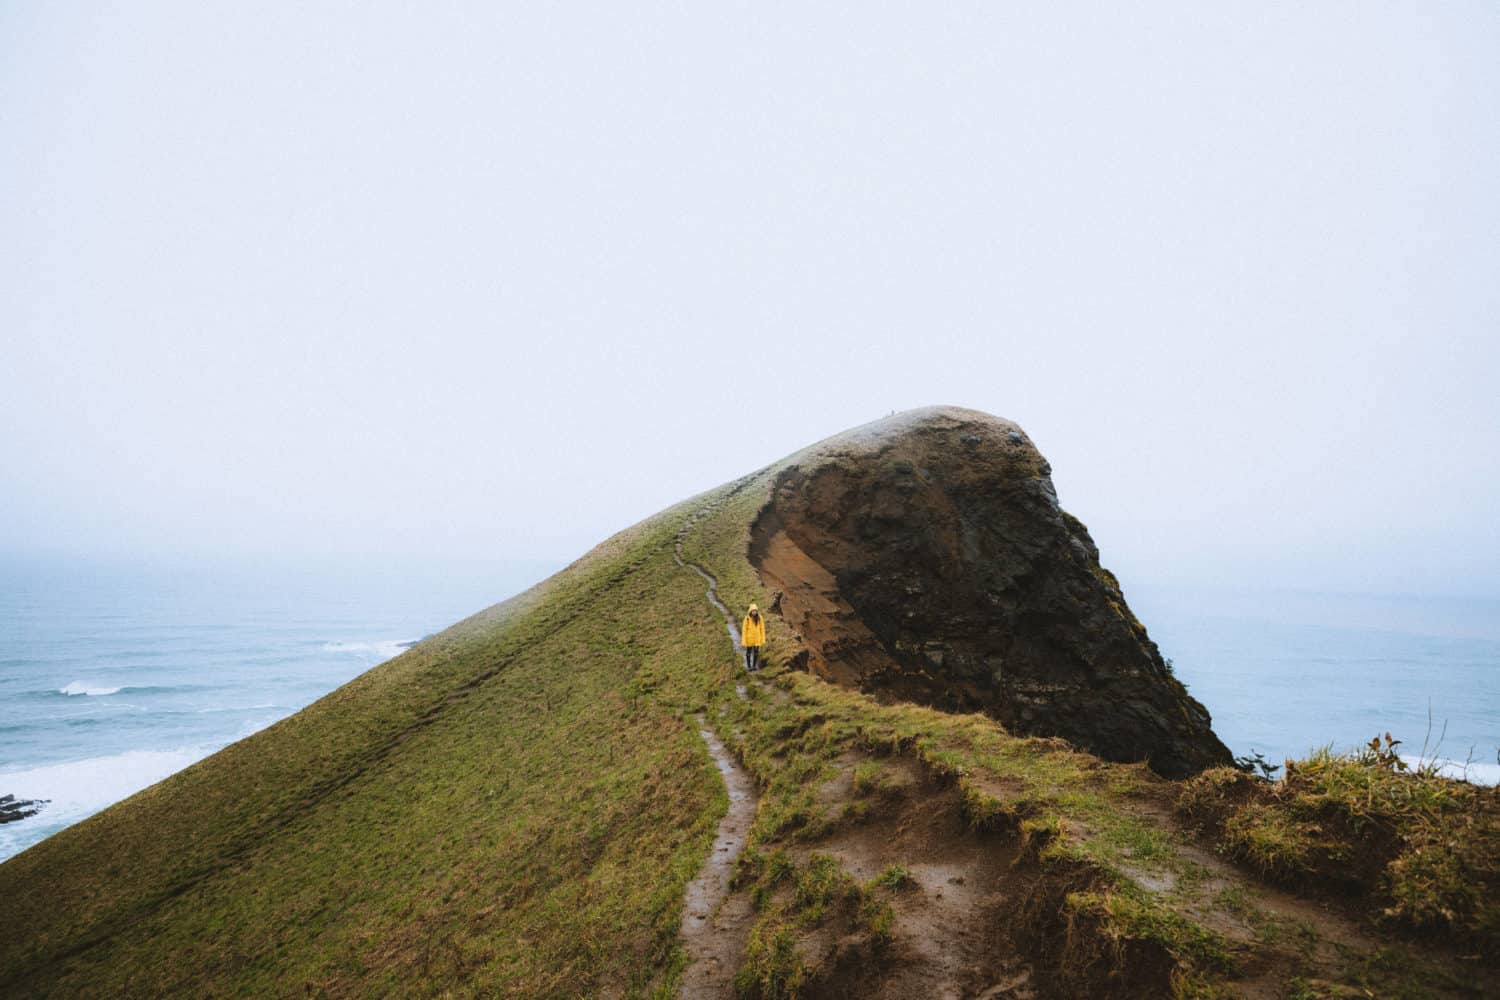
[0,794,47,824]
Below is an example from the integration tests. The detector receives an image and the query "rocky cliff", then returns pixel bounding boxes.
[753,406,1230,778]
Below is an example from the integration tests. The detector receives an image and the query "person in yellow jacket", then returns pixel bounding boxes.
[741,604,766,671]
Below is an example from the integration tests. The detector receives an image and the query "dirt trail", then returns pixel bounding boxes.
[676,540,744,652]
[674,536,752,699]
[677,720,758,998]
[673,518,760,997]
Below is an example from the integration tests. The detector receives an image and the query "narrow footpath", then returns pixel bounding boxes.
[673,531,760,998]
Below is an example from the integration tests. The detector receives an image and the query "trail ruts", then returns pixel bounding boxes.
[674,506,760,997]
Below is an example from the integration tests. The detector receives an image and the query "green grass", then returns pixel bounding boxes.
[1179,748,1500,945]
[734,920,806,999]
[1,444,1493,998]
[870,864,915,892]
[0,502,746,997]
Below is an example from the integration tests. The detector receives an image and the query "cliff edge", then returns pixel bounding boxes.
[753,406,1230,778]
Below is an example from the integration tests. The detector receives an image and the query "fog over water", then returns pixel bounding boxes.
[2,3,1497,600]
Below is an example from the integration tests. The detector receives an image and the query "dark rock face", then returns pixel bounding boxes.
[0,794,47,825]
[752,406,1231,779]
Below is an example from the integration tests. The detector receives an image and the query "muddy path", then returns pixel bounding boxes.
[673,519,759,997]
[676,540,744,652]
[677,720,758,998]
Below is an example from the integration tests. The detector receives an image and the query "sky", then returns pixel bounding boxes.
[2,3,1497,601]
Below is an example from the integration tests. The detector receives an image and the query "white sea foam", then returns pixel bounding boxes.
[321,639,413,662]
[1400,755,1500,786]
[0,745,218,862]
[58,681,123,697]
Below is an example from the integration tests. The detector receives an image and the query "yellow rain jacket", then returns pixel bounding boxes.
[741,610,766,648]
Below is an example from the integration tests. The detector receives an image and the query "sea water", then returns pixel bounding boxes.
[1132,585,1500,783]
[0,556,552,863]
[1,561,1496,864]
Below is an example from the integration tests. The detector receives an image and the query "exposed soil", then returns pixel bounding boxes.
[674,519,762,997]
[678,720,759,1000]
[752,517,893,689]
[794,754,1038,1000]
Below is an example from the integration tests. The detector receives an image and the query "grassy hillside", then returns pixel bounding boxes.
[0,497,739,997]
[1,418,1494,999]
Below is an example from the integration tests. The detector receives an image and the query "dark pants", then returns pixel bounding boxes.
[744,645,761,671]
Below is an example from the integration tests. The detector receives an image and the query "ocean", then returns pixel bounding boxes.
[1,561,1496,864]
[0,556,551,863]
[1132,584,1500,784]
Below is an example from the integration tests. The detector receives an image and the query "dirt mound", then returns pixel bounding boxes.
[751,406,1230,779]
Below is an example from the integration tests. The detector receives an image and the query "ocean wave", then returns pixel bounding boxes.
[1400,755,1500,786]
[58,681,122,697]
[53,682,188,698]
[320,639,415,662]
[0,744,221,863]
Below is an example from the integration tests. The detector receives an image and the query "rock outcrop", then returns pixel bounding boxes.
[0,794,46,825]
[752,406,1231,778]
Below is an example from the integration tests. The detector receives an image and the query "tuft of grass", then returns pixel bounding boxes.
[734,921,806,999]
[1383,838,1488,933]
[735,853,865,996]
[1220,802,1323,879]
[861,895,896,949]
[1019,812,1063,858]
[792,854,857,926]
[742,848,796,910]
[871,864,916,892]
[850,761,885,796]
[1072,887,1235,972]
[960,783,1011,831]
[1176,766,1265,832]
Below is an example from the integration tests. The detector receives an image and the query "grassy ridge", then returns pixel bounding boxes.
[0,501,743,997]
[1,446,1493,998]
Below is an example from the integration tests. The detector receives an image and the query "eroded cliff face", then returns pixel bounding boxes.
[752,407,1230,779]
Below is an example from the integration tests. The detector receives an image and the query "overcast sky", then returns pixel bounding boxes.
[2,3,1497,599]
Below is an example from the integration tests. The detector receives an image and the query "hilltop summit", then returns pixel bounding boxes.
[753,406,1230,777]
